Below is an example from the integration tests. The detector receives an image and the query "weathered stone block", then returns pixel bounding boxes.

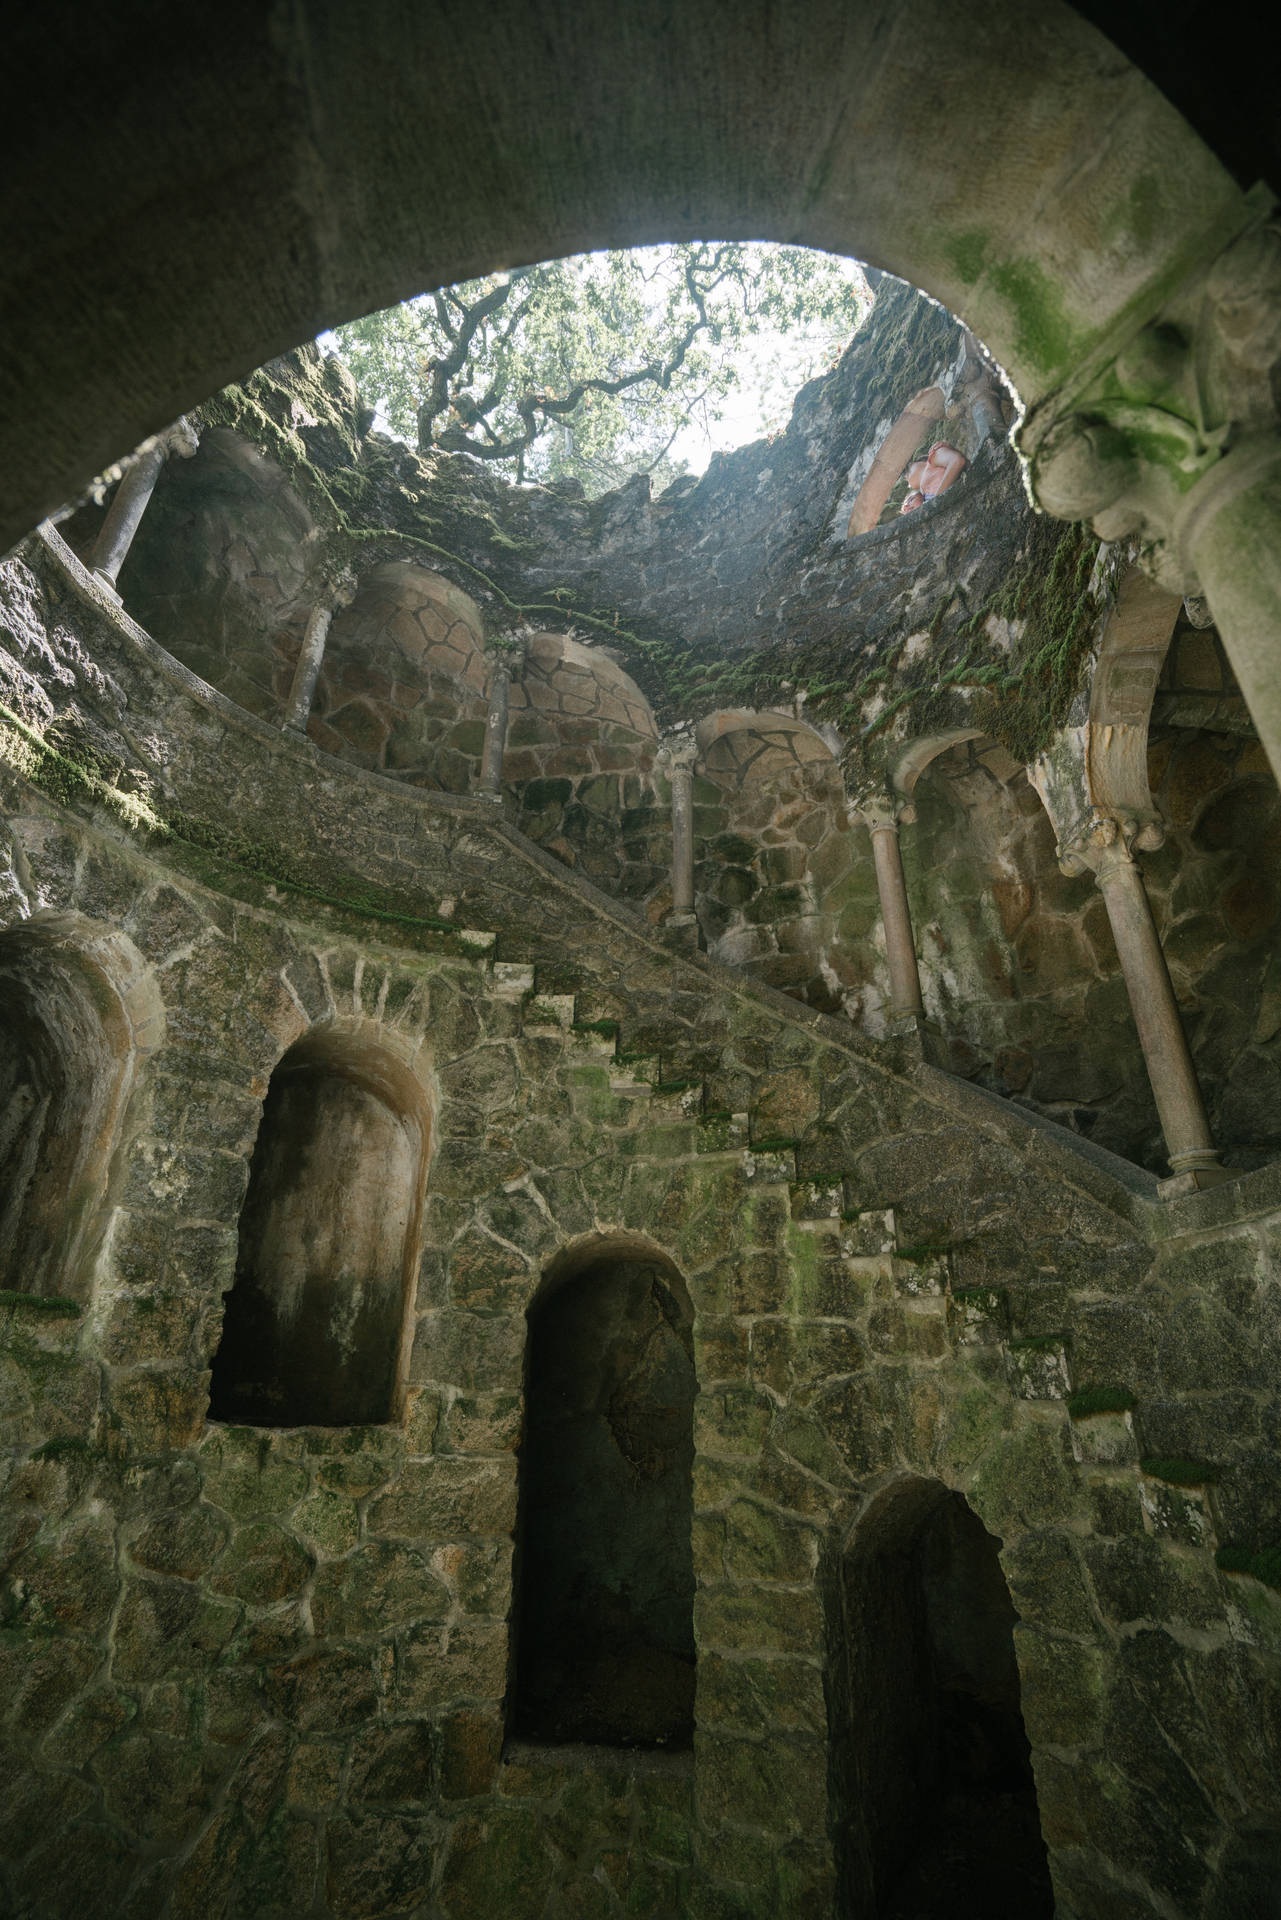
[312,1540,450,1636]
[694,1584,823,1657]
[367,1458,516,1541]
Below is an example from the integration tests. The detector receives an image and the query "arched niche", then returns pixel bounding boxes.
[824,1476,1052,1919]
[309,561,489,787]
[0,914,162,1302]
[506,633,662,893]
[208,1021,431,1428]
[693,710,861,1010]
[96,428,322,719]
[510,1233,696,1749]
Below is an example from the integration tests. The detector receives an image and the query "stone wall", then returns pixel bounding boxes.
[0,527,1279,1918]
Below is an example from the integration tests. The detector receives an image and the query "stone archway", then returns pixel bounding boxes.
[208,1019,432,1428]
[1,3,1249,555]
[0,913,162,1303]
[824,1475,1052,1920]
[510,1234,697,1749]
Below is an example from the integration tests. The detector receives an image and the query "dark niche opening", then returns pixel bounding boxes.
[510,1242,696,1749]
[825,1479,1053,1920]
[0,920,135,1301]
[208,1028,429,1427]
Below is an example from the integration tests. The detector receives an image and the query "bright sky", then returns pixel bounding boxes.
[319,248,871,480]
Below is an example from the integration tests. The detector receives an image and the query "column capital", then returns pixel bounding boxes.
[321,565,358,613]
[1022,205,1281,597]
[849,787,916,833]
[159,415,201,461]
[488,623,531,664]
[657,735,699,777]
[1053,807,1165,881]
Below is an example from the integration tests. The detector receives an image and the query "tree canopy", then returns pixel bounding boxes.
[329,244,869,495]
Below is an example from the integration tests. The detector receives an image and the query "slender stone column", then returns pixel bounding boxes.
[479,657,512,797]
[282,570,356,736]
[657,738,700,941]
[90,417,199,591]
[857,792,925,1019]
[1177,437,1281,787]
[1057,811,1225,1193]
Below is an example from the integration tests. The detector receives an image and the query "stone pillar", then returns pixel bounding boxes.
[282,570,357,736]
[479,656,512,798]
[856,792,925,1020]
[1056,811,1226,1196]
[657,737,700,942]
[90,417,199,592]
[1177,438,1281,784]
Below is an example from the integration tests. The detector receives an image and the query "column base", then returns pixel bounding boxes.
[887,1012,948,1067]
[1157,1163,1234,1201]
[661,910,701,956]
[91,569,123,602]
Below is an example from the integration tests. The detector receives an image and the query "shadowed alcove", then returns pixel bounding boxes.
[825,1477,1052,1919]
[208,1024,430,1427]
[0,915,157,1302]
[510,1237,697,1749]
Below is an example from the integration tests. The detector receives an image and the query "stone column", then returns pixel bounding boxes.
[282,570,357,736]
[90,417,199,592]
[657,737,700,941]
[856,792,925,1020]
[479,656,512,798]
[1056,811,1226,1195]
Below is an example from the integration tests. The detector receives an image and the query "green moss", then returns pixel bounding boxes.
[1067,1385,1135,1419]
[571,1018,619,1039]
[947,229,990,287]
[1216,1544,1281,1590]
[749,1135,799,1153]
[986,257,1083,378]
[893,1240,953,1264]
[1007,1333,1067,1354]
[1140,1457,1219,1487]
[30,1435,96,1461]
[864,517,1106,767]
[0,1290,81,1318]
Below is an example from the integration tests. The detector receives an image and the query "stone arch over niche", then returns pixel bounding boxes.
[506,633,663,895]
[308,561,489,786]
[4,3,1247,555]
[0,913,163,1302]
[693,710,863,1012]
[208,1019,431,1428]
[81,428,322,720]
[823,1474,1052,1920]
[509,1232,696,1750]
[893,728,1145,1140]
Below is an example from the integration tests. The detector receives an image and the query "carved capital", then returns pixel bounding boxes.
[657,735,699,778]
[1054,807,1164,880]
[1024,208,1281,595]
[851,787,916,833]
[324,566,358,613]
[160,415,200,461]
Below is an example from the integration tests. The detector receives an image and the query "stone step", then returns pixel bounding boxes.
[490,961,535,1000]
[522,991,576,1033]
[609,1051,662,1091]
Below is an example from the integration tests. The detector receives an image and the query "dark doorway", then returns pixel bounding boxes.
[826,1479,1053,1919]
[511,1244,696,1748]
[209,1029,428,1427]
